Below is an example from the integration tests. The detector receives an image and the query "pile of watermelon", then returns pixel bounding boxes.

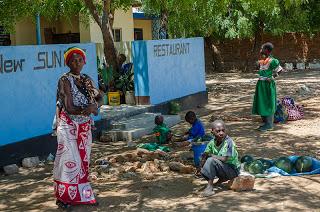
[241,155,273,175]
[241,155,314,175]
[294,156,313,173]
[274,157,293,173]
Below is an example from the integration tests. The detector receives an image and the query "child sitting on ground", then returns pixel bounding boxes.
[176,111,205,146]
[153,115,173,144]
[200,120,240,197]
[184,111,205,141]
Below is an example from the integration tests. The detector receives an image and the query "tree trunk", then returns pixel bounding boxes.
[245,20,264,71]
[159,8,169,39]
[102,28,118,73]
[205,36,224,72]
[83,0,119,74]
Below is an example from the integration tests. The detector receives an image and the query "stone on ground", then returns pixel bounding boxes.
[133,161,143,169]
[3,164,19,175]
[141,161,160,174]
[22,156,40,168]
[89,172,98,181]
[159,162,170,172]
[308,62,320,69]
[229,175,255,192]
[122,172,137,178]
[285,63,294,71]
[296,63,305,70]
[169,162,183,171]
[169,162,194,174]
[179,165,194,174]
[97,164,111,173]
[99,133,113,143]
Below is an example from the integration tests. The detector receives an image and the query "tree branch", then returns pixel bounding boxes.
[102,0,114,43]
[83,0,101,28]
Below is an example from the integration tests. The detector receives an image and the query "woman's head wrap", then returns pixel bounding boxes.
[64,47,86,65]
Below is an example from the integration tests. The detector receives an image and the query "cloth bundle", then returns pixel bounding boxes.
[274,96,304,123]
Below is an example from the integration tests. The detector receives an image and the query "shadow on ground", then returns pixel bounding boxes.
[1,70,320,211]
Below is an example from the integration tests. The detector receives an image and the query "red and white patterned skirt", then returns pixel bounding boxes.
[53,111,96,205]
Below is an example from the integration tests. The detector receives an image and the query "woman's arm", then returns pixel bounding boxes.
[60,78,96,116]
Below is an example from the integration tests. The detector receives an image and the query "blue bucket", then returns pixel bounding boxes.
[192,142,208,167]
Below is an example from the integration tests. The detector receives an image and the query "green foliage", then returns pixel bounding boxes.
[0,0,32,32]
[0,0,85,32]
[0,0,134,32]
[115,71,134,93]
[97,58,113,89]
[141,0,319,40]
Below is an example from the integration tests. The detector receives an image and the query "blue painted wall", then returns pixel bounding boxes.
[133,41,150,97]
[132,37,206,105]
[0,43,98,146]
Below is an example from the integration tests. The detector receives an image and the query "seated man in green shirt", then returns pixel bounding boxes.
[200,120,240,197]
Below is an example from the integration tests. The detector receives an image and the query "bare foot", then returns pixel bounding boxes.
[201,185,215,197]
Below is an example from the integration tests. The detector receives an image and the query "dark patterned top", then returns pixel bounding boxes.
[57,72,99,123]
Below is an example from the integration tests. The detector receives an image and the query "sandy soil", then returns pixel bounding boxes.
[1,70,319,212]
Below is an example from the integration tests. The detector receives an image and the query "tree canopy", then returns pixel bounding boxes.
[0,0,134,74]
[141,0,318,40]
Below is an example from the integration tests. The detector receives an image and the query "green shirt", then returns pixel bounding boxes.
[205,136,240,168]
[153,123,171,144]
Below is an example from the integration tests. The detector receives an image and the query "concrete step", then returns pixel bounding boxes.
[110,113,161,130]
[100,105,151,120]
[103,114,181,142]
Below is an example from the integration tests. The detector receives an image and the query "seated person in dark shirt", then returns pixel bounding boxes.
[175,111,205,146]
[118,54,133,75]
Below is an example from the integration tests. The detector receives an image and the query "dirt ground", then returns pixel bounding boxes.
[1,70,320,212]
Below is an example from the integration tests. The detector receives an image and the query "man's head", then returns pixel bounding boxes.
[118,53,126,65]
[185,111,197,124]
[211,120,227,142]
[260,42,274,57]
[155,115,164,125]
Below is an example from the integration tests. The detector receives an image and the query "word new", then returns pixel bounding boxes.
[0,55,25,73]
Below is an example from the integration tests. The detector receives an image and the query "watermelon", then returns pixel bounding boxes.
[248,160,265,174]
[295,156,313,173]
[257,158,274,170]
[275,157,293,173]
[241,155,254,164]
[244,161,252,172]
